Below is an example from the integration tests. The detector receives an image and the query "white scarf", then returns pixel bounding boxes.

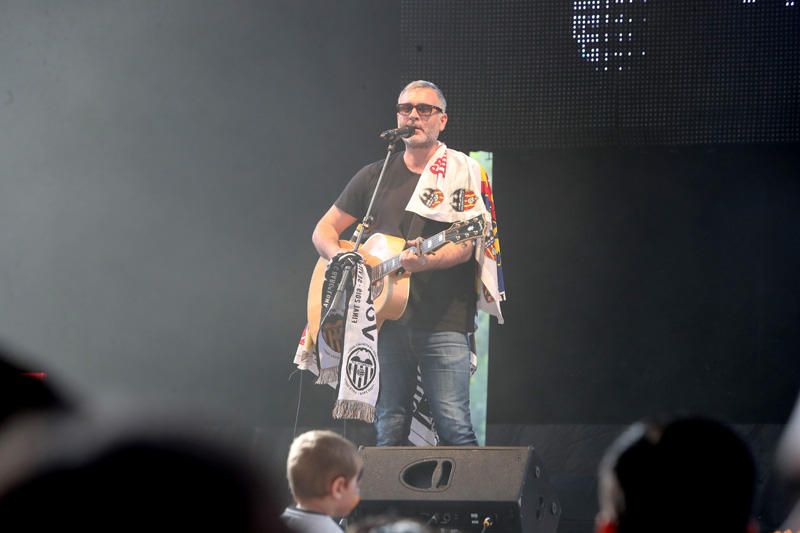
[313,252,378,423]
[331,261,379,422]
[405,142,505,323]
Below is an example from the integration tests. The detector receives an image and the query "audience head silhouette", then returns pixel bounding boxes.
[0,343,72,427]
[0,416,288,532]
[596,416,756,533]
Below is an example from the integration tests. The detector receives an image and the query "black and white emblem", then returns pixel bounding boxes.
[346,346,377,391]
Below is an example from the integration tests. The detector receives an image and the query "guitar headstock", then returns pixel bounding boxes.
[444,215,486,244]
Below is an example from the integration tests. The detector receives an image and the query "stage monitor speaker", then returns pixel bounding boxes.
[351,446,560,533]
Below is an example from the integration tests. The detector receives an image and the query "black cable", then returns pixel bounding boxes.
[291,368,303,439]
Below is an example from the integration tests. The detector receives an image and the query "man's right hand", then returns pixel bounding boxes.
[331,250,363,270]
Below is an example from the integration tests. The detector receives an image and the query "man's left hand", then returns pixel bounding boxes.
[400,238,431,273]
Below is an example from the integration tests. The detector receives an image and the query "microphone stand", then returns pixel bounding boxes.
[320,138,402,330]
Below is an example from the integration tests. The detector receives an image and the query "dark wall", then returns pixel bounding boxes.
[400,0,800,149]
[489,144,800,425]
[0,0,399,426]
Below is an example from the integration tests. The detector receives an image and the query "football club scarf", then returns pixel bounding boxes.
[313,252,356,386]
[404,143,506,322]
[331,259,379,422]
[313,251,378,423]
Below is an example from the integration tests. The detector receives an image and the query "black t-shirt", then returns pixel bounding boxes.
[335,152,476,332]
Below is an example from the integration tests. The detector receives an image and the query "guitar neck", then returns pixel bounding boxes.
[370,230,450,280]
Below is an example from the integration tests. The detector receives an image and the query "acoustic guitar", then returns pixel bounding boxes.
[306,215,486,342]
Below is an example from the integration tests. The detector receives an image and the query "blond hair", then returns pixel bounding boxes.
[287,430,361,501]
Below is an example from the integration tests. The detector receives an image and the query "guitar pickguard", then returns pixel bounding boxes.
[371,277,384,301]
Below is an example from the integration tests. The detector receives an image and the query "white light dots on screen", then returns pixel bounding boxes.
[401,0,800,148]
[742,1,796,5]
[573,0,647,71]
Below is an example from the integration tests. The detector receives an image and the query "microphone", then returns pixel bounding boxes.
[379,125,415,141]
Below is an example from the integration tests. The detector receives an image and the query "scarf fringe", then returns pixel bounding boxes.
[315,366,339,386]
[332,399,375,424]
[294,343,317,372]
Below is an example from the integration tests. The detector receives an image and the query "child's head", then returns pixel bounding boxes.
[287,430,362,516]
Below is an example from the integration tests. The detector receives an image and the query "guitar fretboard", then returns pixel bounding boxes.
[370,231,448,280]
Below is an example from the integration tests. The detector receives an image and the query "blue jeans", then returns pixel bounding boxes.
[375,321,478,446]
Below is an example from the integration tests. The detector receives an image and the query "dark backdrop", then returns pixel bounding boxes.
[0,0,400,427]
[401,0,800,148]
[488,144,800,425]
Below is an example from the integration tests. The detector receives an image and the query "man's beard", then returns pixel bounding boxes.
[403,135,436,150]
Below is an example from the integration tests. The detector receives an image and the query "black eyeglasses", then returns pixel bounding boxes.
[396,103,444,117]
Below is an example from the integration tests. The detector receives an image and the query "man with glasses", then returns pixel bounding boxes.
[312,81,484,446]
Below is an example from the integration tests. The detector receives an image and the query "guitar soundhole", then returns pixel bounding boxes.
[371,278,384,300]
